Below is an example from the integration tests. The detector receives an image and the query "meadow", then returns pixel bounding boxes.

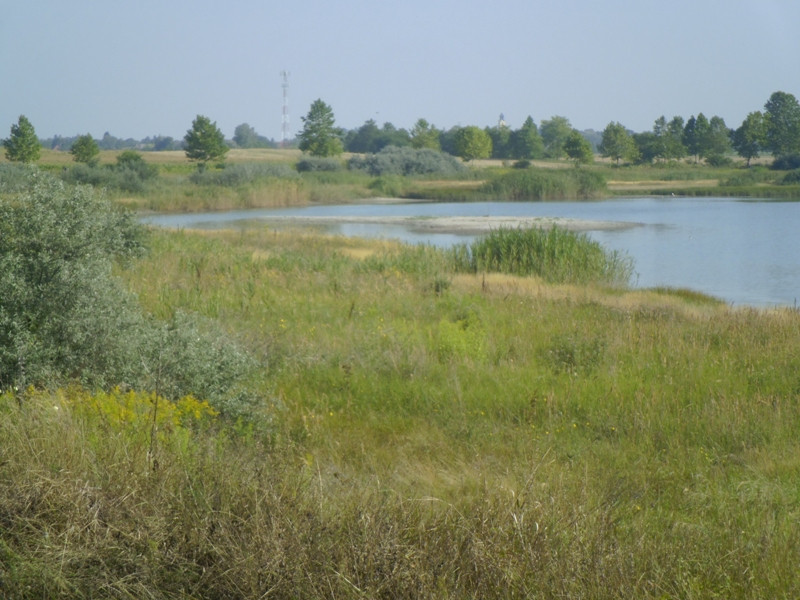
[2,154,800,598]
[16,147,800,213]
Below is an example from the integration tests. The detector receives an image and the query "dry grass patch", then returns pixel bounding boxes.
[607,179,719,191]
[418,179,485,189]
[225,148,302,163]
[451,272,727,317]
[28,147,302,169]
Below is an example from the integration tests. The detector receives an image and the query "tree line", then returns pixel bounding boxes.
[4,90,800,168]
[295,91,800,167]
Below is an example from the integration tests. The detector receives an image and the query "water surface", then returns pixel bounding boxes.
[143,197,800,307]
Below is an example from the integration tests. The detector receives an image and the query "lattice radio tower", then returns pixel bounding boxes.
[280,70,290,148]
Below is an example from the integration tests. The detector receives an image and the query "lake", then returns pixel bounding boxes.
[143,197,800,308]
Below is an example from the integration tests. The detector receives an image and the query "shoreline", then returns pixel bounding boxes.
[246,214,642,235]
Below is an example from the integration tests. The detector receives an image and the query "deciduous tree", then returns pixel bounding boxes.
[184,115,228,167]
[564,130,594,165]
[540,116,572,159]
[633,131,659,164]
[3,115,41,163]
[599,122,637,165]
[453,126,492,161]
[344,119,380,153]
[732,111,766,166]
[70,133,100,166]
[410,118,441,151]
[233,123,259,148]
[704,116,732,162]
[510,116,544,160]
[665,116,687,160]
[485,124,512,159]
[652,116,686,161]
[298,99,343,157]
[683,116,699,162]
[685,113,710,162]
[764,91,800,157]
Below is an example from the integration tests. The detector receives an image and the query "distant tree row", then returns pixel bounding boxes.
[4,90,799,167]
[598,91,800,166]
[46,132,183,152]
[1,115,273,170]
[0,118,278,166]
[295,91,800,168]
[296,100,596,164]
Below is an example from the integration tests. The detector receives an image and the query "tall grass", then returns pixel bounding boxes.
[480,167,606,200]
[5,224,800,596]
[5,167,800,596]
[451,226,633,286]
[188,161,297,185]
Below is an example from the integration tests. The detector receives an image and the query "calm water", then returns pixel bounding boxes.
[143,197,800,307]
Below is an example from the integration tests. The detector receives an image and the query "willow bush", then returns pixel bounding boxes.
[60,151,159,193]
[0,172,258,416]
[348,145,465,176]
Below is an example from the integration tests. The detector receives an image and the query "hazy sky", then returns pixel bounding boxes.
[2,1,799,141]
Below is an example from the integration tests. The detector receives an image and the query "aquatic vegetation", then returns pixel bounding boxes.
[480,167,606,200]
[451,225,634,286]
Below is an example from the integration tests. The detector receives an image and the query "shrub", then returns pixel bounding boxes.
[61,163,118,187]
[722,167,772,186]
[771,154,800,170]
[60,152,158,193]
[450,226,633,286]
[0,172,259,416]
[348,145,465,176]
[780,169,800,185]
[141,311,258,418]
[189,162,297,186]
[0,163,40,194]
[0,176,147,388]
[705,154,733,167]
[295,156,343,172]
[115,150,158,180]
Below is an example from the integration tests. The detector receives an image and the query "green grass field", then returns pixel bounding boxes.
[7,147,799,210]
[5,222,800,597]
[2,155,800,598]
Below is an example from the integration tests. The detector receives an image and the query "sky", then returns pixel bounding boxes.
[2,0,799,142]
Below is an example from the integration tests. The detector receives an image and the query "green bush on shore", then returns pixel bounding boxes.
[0,171,258,416]
[60,151,159,193]
[348,145,465,176]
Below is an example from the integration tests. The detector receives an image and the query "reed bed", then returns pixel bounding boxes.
[450,226,634,286]
[479,167,607,201]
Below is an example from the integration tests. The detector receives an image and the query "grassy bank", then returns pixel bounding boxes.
[6,149,799,215]
[3,210,800,596]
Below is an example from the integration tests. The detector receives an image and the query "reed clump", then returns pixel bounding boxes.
[451,225,634,286]
[479,167,607,200]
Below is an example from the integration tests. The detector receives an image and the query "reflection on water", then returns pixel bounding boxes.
[142,197,800,307]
